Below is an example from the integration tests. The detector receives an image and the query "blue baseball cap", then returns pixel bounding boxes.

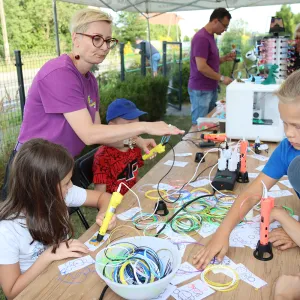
[106,98,147,123]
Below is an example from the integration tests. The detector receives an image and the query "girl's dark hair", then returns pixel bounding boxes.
[0,138,74,252]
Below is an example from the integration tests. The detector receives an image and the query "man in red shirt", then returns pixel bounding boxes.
[92,99,147,195]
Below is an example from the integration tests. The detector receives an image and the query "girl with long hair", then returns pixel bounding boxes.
[0,138,115,299]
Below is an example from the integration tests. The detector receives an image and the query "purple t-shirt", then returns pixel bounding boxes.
[18,54,99,157]
[188,27,220,91]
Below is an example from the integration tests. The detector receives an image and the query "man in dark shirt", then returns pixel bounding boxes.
[135,38,161,76]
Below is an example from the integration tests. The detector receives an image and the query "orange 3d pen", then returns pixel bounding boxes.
[253,195,274,261]
[237,139,249,183]
[200,133,227,142]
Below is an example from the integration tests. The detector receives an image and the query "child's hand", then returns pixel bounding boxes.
[96,212,117,230]
[270,206,288,223]
[136,137,157,155]
[46,240,89,261]
[269,228,298,251]
[274,273,300,300]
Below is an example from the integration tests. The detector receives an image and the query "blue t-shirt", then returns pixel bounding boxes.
[263,138,300,196]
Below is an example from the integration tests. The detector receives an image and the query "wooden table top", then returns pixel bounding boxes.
[16,132,300,300]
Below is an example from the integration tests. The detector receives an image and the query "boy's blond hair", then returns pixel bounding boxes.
[275,70,300,104]
[69,8,112,34]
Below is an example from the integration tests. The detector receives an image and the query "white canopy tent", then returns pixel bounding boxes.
[53,0,299,55]
[59,0,300,13]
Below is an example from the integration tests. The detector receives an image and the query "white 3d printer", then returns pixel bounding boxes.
[226,80,285,142]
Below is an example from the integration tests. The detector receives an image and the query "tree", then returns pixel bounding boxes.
[114,12,146,44]
[0,0,83,56]
[219,19,251,56]
[276,5,295,37]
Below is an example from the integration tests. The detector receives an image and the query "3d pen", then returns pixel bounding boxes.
[96,191,123,242]
[237,139,249,183]
[142,136,169,161]
[253,195,274,261]
[200,133,227,142]
[142,143,165,160]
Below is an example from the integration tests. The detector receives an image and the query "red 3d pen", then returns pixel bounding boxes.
[253,196,274,261]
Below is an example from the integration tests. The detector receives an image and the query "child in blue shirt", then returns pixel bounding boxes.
[194,70,300,269]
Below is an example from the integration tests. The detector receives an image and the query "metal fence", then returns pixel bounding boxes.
[0,41,188,186]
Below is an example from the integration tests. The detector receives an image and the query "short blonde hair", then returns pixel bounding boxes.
[69,8,112,34]
[275,70,300,104]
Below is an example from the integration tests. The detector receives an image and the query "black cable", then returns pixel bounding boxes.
[181,139,200,147]
[155,194,214,237]
[99,285,109,300]
[156,142,219,204]
[191,163,216,182]
[157,143,181,204]
[181,124,220,142]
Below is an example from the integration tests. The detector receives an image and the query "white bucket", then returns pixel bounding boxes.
[95,236,181,300]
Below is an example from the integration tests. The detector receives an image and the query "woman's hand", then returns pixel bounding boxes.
[136,137,157,157]
[46,240,89,261]
[193,232,229,270]
[96,212,117,230]
[143,121,185,136]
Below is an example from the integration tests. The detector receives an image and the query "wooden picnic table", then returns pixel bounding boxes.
[16,131,300,300]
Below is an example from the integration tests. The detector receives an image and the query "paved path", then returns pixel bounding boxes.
[166,102,191,116]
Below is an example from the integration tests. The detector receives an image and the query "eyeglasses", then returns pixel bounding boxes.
[218,19,229,29]
[76,33,118,49]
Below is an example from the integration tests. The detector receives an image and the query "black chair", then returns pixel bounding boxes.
[70,147,99,229]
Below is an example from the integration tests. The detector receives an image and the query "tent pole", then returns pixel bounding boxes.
[52,0,60,56]
[146,16,153,77]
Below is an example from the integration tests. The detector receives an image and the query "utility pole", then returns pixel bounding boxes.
[0,0,11,64]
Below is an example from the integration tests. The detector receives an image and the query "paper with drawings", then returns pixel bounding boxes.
[164,160,188,167]
[189,179,211,188]
[249,154,269,162]
[159,224,196,244]
[150,284,176,300]
[175,153,193,157]
[279,179,293,189]
[172,279,215,300]
[267,190,293,198]
[58,255,95,275]
[234,264,267,289]
[152,183,174,191]
[171,262,200,285]
[256,165,265,171]
[117,207,141,221]
[212,256,237,271]
[197,222,219,238]
[229,224,259,249]
[210,256,238,278]
[84,232,109,251]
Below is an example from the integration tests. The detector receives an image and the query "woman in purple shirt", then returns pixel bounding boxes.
[1,8,184,200]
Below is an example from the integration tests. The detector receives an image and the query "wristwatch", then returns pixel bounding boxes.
[220,75,225,82]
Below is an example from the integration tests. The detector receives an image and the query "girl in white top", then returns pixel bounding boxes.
[0,138,116,299]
